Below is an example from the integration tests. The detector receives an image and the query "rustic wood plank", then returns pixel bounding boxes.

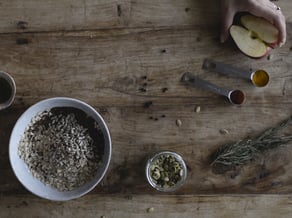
[0,0,290,33]
[1,0,292,217]
[0,26,291,107]
[0,20,292,195]
[0,0,220,33]
[0,0,130,33]
[1,106,292,195]
[1,194,292,218]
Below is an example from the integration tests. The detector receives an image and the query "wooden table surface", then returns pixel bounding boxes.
[1,0,292,217]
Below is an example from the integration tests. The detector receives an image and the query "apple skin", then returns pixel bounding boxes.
[229,15,278,58]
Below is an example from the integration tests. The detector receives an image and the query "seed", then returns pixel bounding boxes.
[164,177,169,182]
[179,169,184,176]
[147,207,154,213]
[143,101,153,108]
[195,106,201,113]
[152,170,161,180]
[176,119,182,127]
[161,87,168,93]
[163,184,170,188]
[219,129,229,135]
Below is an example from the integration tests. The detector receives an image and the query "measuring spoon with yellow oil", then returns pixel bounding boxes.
[202,59,269,87]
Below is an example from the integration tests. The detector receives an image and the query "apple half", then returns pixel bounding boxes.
[230,14,279,58]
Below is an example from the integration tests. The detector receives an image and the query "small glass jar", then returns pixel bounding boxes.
[145,151,187,192]
[0,71,16,111]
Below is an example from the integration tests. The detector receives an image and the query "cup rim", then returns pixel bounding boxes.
[0,71,16,110]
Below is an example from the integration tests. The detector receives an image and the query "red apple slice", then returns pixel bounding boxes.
[230,25,269,58]
[241,15,278,45]
[229,14,278,58]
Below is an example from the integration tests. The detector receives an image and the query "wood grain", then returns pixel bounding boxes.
[0,0,290,33]
[1,194,292,218]
[0,26,291,195]
[0,0,292,217]
[0,0,221,33]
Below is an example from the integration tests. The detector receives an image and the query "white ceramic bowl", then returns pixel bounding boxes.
[9,97,112,201]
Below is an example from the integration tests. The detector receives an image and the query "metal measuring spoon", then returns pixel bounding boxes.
[202,59,269,87]
[181,72,245,105]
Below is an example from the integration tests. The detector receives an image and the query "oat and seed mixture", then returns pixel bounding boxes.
[18,107,104,191]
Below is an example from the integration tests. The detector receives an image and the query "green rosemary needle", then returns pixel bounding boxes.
[210,116,292,167]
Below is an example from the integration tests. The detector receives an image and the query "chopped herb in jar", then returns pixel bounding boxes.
[149,154,184,189]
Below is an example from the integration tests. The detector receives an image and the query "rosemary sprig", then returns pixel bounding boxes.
[210,116,292,167]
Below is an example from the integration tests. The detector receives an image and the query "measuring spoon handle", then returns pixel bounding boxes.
[202,59,251,79]
[181,72,230,97]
